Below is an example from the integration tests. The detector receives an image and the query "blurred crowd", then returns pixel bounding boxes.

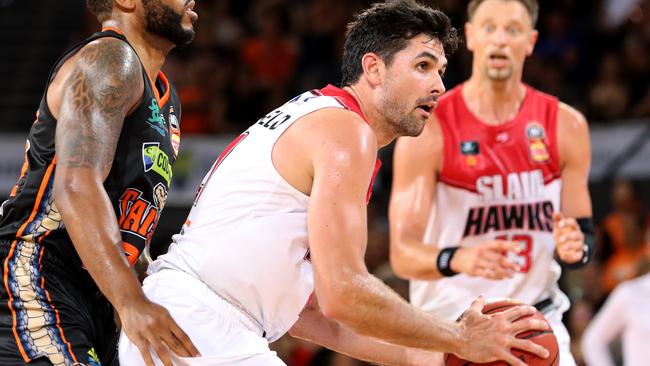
[82,0,650,136]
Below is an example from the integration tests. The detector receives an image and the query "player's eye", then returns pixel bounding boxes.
[417,62,429,71]
[484,24,496,33]
[506,26,520,36]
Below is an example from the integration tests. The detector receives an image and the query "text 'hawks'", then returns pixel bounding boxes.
[463,169,554,237]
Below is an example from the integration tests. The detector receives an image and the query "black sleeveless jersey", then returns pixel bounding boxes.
[0,29,181,268]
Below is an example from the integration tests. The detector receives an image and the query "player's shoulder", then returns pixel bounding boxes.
[556,101,589,134]
[73,37,142,81]
[296,107,377,152]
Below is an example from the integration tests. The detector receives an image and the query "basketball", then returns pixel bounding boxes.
[444,299,559,366]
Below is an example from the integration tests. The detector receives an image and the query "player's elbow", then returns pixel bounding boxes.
[53,169,102,209]
[390,243,418,279]
[316,272,366,323]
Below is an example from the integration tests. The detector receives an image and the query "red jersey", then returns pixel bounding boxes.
[410,83,570,321]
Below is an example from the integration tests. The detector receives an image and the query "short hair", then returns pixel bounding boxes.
[86,0,113,21]
[341,0,459,86]
[467,0,539,27]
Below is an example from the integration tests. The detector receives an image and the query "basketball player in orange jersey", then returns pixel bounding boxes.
[0,0,199,365]
[390,0,593,365]
[118,1,549,365]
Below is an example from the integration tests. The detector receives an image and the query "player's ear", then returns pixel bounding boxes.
[526,29,539,56]
[361,52,383,86]
[114,0,136,12]
[465,22,475,52]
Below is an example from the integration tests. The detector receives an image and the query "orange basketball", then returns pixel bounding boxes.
[444,299,559,366]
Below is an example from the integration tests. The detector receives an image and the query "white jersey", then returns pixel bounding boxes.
[150,85,373,342]
[410,84,571,321]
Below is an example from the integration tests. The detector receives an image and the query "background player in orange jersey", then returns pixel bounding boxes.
[0,0,199,365]
[390,0,593,365]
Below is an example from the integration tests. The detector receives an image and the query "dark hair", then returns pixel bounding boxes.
[467,0,539,27]
[340,0,459,86]
[86,0,113,21]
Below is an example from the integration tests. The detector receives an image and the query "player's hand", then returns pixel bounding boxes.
[455,297,550,366]
[118,296,200,366]
[553,213,585,264]
[450,241,521,279]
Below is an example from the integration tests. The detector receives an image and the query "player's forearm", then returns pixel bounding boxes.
[54,174,146,310]
[391,239,443,280]
[291,300,442,366]
[319,272,461,353]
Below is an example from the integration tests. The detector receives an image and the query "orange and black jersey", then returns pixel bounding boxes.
[0,29,181,268]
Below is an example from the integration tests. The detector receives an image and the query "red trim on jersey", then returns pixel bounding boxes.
[318,84,370,124]
[436,84,561,193]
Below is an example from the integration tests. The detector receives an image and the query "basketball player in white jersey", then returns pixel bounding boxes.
[390,1,593,365]
[118,1,552,365]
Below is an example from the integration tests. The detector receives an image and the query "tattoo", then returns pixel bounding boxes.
[56,39,142,173]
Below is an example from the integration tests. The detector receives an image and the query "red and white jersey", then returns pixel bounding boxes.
[150,85,379,342]
[410,84,570,320]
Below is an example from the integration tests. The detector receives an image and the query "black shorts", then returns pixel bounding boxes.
[0,240,118,366]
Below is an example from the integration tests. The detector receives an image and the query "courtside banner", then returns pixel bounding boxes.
[0,137,26,198]
[0,122,649,205]
[0,135,232,207]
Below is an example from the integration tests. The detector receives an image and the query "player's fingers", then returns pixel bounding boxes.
[498,254,521,272]
[134,340,155,366]
[151,339,173,366]
[500,350,527,366]
[160,330,189,358]
[511,338,550,359]
[562,217,579,229]
[495,305,536,322]
[169,321,200,357]
[552,212,563,224]
[468,296,485,313]
[490,240,521,253]
[510,318,550,334]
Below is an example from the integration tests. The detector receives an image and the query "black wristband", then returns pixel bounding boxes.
[437,247,460,277]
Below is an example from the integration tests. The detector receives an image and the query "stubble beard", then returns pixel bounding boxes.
[486,65,513,81]
[143,0,195,46]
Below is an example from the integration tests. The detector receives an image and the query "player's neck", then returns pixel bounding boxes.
[101,20,172,82]
[463,77,527,126]
[343,85,394,148]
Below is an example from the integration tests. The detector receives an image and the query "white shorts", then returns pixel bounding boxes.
[544,305,576,366]
[118,269,285,366]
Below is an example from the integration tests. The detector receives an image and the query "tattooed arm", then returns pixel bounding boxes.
[52,38,198,366]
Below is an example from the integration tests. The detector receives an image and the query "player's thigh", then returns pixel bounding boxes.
[547,311,577,366]
[0,241,117,366]
[120,270,283,365]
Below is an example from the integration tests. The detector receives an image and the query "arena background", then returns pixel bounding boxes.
[1,0,649,365]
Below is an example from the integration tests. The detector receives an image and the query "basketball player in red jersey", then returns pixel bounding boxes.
[390,1,593,365]
[0,0,199,365]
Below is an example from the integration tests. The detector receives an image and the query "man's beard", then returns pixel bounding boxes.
[382,98,425,137]
[143,0,195,46]
[486,65,513,81]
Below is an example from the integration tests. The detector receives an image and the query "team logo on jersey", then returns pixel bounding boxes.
[146,98,167,136]
[86,348,101,366]
[118,188,160,263]
[526,121,549,163]
[169,106,181,158]
[153,182,168,211]
[142,142,173,186]
[460,140,480,167]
